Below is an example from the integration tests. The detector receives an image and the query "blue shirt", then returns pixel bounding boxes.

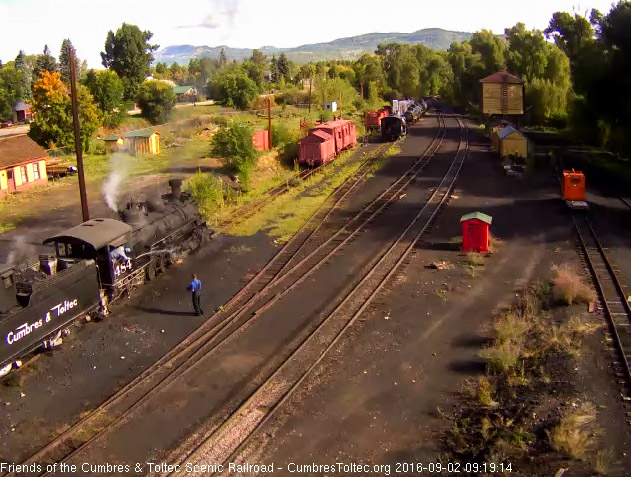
[190,278,201,293]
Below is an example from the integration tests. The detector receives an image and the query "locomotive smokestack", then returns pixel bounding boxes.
[169,179,183,200]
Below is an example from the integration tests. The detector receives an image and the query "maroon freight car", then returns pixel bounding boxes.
[298,130,336,166]
[298,119,357,166]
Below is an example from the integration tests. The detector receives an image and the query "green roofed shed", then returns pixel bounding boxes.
[460,212,492,225]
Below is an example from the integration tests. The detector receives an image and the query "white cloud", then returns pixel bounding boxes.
[0,0,616,67]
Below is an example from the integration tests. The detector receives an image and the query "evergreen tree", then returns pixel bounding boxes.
[14,50,30,99]
[218,48,228,68]
[33,45,57,80]
[277,53,290,82]
[270,55,279,83]
[59,39,79,85]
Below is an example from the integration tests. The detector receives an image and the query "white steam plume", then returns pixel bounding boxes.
[102,152,129,212]
[6,235,36,265]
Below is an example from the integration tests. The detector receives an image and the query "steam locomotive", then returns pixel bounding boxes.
[0,179,212,377]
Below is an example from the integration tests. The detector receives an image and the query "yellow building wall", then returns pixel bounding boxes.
[500,135,528,158]
[26,162,35,182]
[0,169,7,190]
[482,83,524,115]
[13,166,23,186]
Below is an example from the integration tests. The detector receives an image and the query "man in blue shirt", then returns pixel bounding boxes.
[189,274,203,316]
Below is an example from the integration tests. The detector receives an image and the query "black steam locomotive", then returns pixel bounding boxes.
[0,179,211,377]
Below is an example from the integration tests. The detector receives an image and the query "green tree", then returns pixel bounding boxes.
[251,49,266,66]
[0,65,25,118]
[469,30,506,74]
[211,121,258,185]
[208,70,258,109]
[135,80,176,124]
[155,62,167,75]
[83,69,126,127]
[101,23,159,100]
[505,23,548,82]
[28,71,99,151]
[33,45,57,80]
[218,47,228,68]
[59,39,79,85]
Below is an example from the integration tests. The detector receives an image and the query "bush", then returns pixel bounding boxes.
[547,402,597,460]
[211,121,258,186]
[270,122,300,166]
[212,115,228,127]
[185,171,225,218]
[551,264,596,305]
[136,81,177,125]
[208,71,258,110]
[480,341,521,374]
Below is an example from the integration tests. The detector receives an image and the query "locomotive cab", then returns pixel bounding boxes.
[43,218,133,290]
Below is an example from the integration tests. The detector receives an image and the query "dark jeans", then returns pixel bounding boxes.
[192,291,203,315]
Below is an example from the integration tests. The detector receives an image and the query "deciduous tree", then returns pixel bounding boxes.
[28,71,99,151]
[83,69,126,127]
[101,23,159,100]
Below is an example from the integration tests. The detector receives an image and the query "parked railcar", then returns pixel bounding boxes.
[381,115,407,140]
[365,108,388,132]
[298,119,357,166]
[0,180,212,377]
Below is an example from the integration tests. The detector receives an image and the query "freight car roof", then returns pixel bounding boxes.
[43,218,132,249]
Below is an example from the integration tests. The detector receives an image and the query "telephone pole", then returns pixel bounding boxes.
[267,95,272,149]
[308,76,312,114]
[360,81,364,101]
[69,47,89,222]
[339,91,343,119]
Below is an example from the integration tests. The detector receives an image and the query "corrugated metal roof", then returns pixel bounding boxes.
[43,218,132,249]
[497,125,523,139]
[0,135,48,169]
[103,134,123,141]
[460,212,493,224]
[480,71,524,84]
[12,102,32,111]
[173,85,195,94]
[125,130,160,138]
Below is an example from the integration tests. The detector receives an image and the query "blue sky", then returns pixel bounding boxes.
[0,0,617,67]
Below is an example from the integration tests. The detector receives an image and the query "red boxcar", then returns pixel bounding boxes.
[365,109,388,131]
[299,130,336,166]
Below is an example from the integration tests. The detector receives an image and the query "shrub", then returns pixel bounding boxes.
[547,402,597,460]
[212,115,228,127]
[493,310,531,346]
[480,341,521,374]
[466,252,485,267]
[136,81,177,125]
[211,121,258,186]
[185,171,225,218]
[551,264,596,305]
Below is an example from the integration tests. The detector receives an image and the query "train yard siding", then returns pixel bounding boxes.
[0,119,437,464]
[230,123,631,474]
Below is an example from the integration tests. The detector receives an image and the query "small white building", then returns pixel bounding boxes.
[325,101,338,112]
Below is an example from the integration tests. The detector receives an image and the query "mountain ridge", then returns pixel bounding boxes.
[154,28,472,65]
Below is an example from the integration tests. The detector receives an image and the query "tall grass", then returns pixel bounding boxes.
[551,264,596,305]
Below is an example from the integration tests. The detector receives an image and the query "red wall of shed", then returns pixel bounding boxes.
[462,219,490,253]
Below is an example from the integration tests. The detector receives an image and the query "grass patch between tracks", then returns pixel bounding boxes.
[223,148,368,242]
[443,265,607,474]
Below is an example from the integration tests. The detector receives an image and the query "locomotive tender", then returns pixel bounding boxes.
[0,179,211,376]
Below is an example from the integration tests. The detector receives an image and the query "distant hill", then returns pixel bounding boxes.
[154,28,472,65]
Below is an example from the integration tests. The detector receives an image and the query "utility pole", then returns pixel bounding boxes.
[267,95,272,149]
[339,91,343,119]
[360,81,364,101]
[308,76,312,114]
[69,47,89,222]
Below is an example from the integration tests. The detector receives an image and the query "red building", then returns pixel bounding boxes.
[252,130,270,152]
[460,212,493,254]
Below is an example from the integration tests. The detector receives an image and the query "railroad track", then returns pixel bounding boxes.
[7,118,446,476]
[157,115,468,475]
[572,214,631,405]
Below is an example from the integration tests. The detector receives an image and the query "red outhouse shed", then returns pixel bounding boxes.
[252,129,270,152]
[460,212,493,254]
